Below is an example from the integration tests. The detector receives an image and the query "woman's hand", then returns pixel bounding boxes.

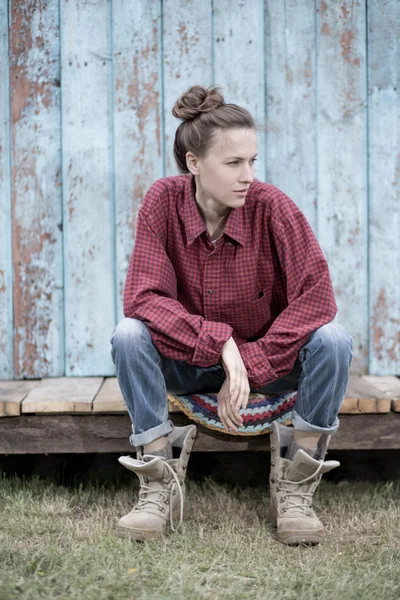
[217,376,243,432]
[218,337,250,432]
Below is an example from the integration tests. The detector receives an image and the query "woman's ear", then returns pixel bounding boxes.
[186,151,200,175]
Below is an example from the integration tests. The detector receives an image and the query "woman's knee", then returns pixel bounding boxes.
[110,317,151,349]
[301,321,353,361]
[312,322,353,356]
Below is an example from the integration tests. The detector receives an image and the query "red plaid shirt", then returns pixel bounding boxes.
[123,174,337,388]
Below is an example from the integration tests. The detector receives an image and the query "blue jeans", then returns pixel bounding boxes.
[110,318,353,448]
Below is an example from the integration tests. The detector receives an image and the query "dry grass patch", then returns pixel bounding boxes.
[0,472,399,600]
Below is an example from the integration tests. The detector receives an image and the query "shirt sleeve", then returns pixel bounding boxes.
[123,211,233,367]
[238,205,338,389]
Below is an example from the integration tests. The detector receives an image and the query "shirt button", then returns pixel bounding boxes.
[208,289,213,295]
[227,241,233,246]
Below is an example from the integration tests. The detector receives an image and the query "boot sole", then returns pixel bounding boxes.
[277,530,325,545]
[116,526,165,541]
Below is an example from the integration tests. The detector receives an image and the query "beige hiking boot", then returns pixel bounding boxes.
[117,424,197,541]
[269,421,340,545]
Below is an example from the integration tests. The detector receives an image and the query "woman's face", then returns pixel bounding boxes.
[186,127,258,215]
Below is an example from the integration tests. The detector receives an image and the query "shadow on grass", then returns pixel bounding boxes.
[1,449,400,489]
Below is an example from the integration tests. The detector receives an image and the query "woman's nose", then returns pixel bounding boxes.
[240,164,253,182]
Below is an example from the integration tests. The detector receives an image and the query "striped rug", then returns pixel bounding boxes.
[168,389,297,436]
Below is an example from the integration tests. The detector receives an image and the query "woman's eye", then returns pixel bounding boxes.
[228,158,257,165]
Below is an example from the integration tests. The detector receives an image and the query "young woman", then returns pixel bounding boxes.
[110,84,353,545]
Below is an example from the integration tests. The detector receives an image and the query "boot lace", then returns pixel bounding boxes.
[278,460,325,516]
[134,457,184,531]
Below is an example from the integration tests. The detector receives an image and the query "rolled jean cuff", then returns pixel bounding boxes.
[129,419,174,448]
[291,409,340,435]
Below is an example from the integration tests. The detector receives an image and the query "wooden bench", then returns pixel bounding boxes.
[0,376,399,454]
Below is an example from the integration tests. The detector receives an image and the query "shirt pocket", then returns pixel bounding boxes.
[222,288,271,339]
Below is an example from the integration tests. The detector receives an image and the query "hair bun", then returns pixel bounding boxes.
[172,84,225,121]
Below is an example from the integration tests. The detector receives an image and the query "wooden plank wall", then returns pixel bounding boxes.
[0,0,398,380]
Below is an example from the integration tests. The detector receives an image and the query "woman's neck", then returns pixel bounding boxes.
[193,177,231,227]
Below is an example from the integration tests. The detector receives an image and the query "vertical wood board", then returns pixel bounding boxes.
[264,0,317,230]
[10,0,64,378]
[213,0,266,183]
[163,0,213,177]
[61,0,115,375]
[317,0,368,373]
[0,2,14,378]
[367,1,400,375]
[113,0,163,325]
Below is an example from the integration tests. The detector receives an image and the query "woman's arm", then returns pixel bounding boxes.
[239,203,338,389]
[123,211,233,367]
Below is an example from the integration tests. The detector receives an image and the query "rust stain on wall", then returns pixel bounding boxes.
[304,51,313,88]
[285,68,293,86]
[0,269,5,294]
[372,288,400,362]
[339,29,360,67]
[320,0,329,16]
[341,4,350,19]
[321,22,332,36]
[12,217,55,377]
[10,2,55,124]
[347,225,360,245]
[177,22,189,58]
[67,162,83,221]
[120,20,161,159]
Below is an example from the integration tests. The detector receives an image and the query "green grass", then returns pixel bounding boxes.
[0,470,399,600]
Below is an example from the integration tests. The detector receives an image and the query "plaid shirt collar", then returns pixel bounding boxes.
[183,173,246,247]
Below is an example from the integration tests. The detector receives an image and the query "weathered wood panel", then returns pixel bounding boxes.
[113,0,163,323]
[0,379,39,417]
[213,0,266,183]
[21,377,103,414]
[0,413,399,454]
[368,1,400,375]
[10,0,64,378]
[264,0,317,229]
[317,0,368,374]
[60,0,115,375]
[0,1,398,380]
[0,3,14,378]
[164,0,213,176]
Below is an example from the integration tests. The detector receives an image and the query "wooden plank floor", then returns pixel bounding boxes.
[1,375,400,417]
[0,376,399,453]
